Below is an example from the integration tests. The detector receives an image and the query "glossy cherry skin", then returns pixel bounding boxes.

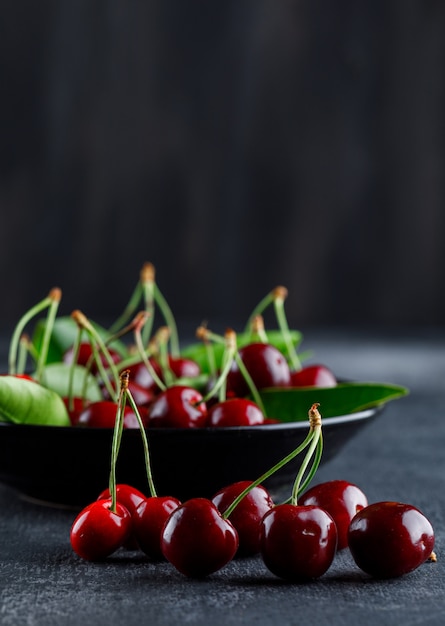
[161,498,239,577]
[125,356,200,391]
[70,499,131,561]
[148,385,208,428]
[207,398,265,427]
[97,484,146,549]
[299,480,368,549]
[212,481,274,556]
[227,342,291,397]
[260,504,338,581]
[348,501,435,578]
[132,495,181,559]
[77,400,149,429]
[64,342,121,374]
[291,364,337,388]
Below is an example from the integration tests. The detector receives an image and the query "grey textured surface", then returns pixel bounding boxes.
[0,328,444,626]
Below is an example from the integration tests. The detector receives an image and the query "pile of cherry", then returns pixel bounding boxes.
[70,392,436,581]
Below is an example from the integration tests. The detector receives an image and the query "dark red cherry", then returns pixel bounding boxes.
[133,495,181,559]
[62,396,88,426]
[77,400,149,429]
[148,385,208,428]
[70,499,131,561]
[227,342,291,397]
[161,498,239,577]
[290,364,336,388]
[299,480,368,549]
[348,501,435,578]
[212,481,274,556]
[97,484,147,550]
[125,356,200,391]
[207,398,265,427]
[260,503,337,581]
[63,342,121,374]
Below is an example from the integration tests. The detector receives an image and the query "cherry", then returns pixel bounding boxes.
[212,481,274,556]
[207,398,265,427]
[63,342,121,374]
[348,501,435,578]
[148,385,208,428]
[125,356,200,391]
[133,495,181,559]
[227,342,291,397]
[97,483,147,550]
[161,498,239,577]
[299,480,368,549]
[103,378,156,407]
[291,364,337,388]
[62,396,88,426]
[260,503,337,581]
[70,499,131,561]
[77,400,149,429]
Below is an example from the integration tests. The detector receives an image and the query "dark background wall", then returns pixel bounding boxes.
[1,0,445,334]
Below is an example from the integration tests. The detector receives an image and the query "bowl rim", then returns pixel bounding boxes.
[0,405,382,434]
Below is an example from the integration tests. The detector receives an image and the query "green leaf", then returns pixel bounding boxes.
[32,316,128,364]
[34,363,103,402]
[181,329,303,373]
[259,382,409,423]
[0,376,70,426]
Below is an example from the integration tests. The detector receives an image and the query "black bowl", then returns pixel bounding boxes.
[0,405,383,508]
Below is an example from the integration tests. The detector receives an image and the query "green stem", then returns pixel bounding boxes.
[273,291,301,371]
[8,292,54,375]
[133,322,166,391]
[233,352,266,415]
[244,291,275,334]
[153,283,180,357]
[124,385,157,498]
[67,327,83,412]
[35,288,62,383]
[109,386,126,513]
[141,280,155,346]
[279,433,324,505]
[108,282,143,335]
[202,332,237,404]
[290,425,322,505]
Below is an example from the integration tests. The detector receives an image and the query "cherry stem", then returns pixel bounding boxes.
[67,326,83,413]
[8,288,60,376]
[17,334,35,375]
[272,287,302,371]
[201,329,237,404]
[123,373,158,498]
[109,375,127,513]
[290,403,322,504]
[155,327,175,387]
[244,291,275,333]
[250,315,268,343]
[35,288,62,382]
[133,312,167,391]
[140,262,155,346]
[221,405,321,520]
[71,310,121,401]
[153,283,180,357]
[108,282,143,335]
[233,352,266,415]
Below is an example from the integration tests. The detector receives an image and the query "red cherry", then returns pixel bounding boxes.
[348,501,435,578]
[290,364,337,388]
[148,385,208,428]
[161,498,239,577]
[299,480,368,549]
[77,400,148,429]
[227,342,291,397]
[125,356,200,391]
[212,481,274,556]
[103,379,156,407]
[97,484,147,550]
[132,495,181,559]
[62,396,88,426]
[260,503,337,580]
[207,398,265,427]
[63,342,121,374]
[70,499,131,561]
